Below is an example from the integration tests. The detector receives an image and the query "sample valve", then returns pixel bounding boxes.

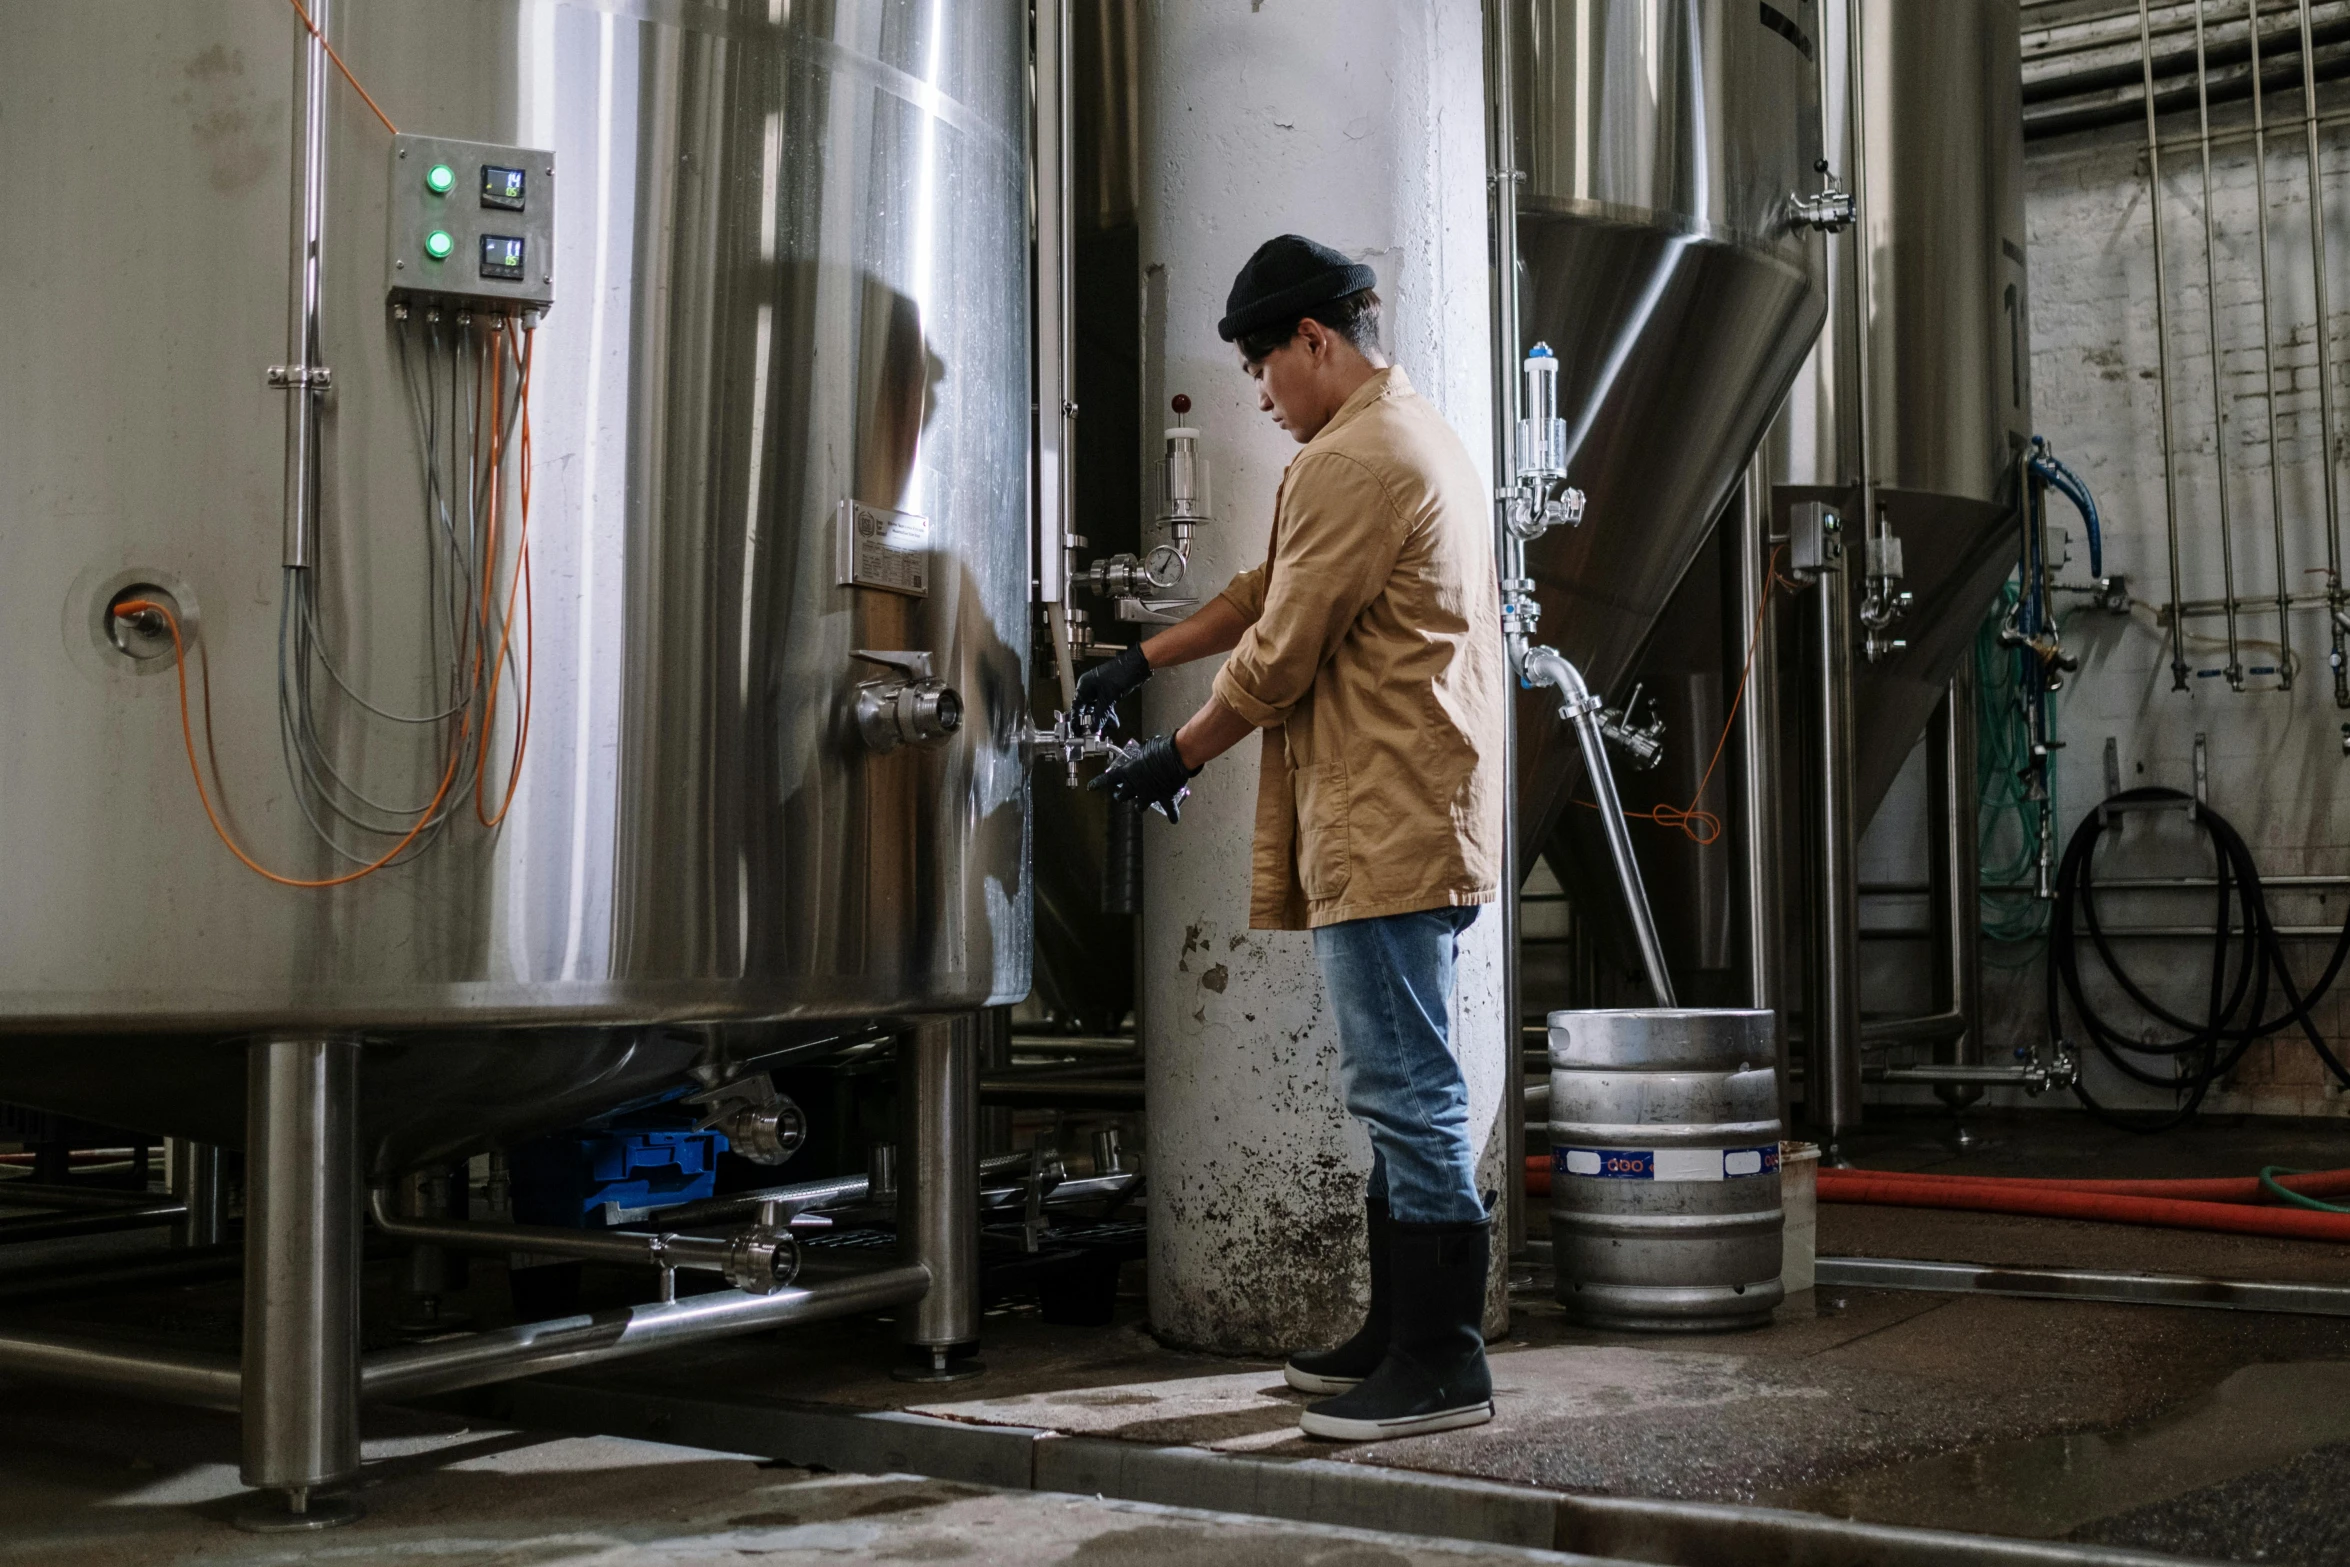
[1498,344,1675,1005]
[1857,506,1914,663]
[851,650,962,754]
[1078,397,1215,626]
[1791,159,1857,232]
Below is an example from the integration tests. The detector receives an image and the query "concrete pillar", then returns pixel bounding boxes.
[1136,1,1505,1354]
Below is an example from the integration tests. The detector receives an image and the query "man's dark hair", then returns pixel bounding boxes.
[1237,288,1382,366]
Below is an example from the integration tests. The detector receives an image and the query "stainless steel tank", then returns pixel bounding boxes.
[1547,1008,1784,1330]
[0,2,1032,1160]
[1512,0,1832,854]
[1781,0,2031,820]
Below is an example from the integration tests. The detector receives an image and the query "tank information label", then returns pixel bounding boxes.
[836,501,931,597]
[1555,1145,1780,1182]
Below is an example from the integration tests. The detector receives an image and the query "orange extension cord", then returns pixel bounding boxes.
[1574,544,1786,846]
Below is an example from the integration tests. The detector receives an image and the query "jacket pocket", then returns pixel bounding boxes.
[1293,760,1353,902]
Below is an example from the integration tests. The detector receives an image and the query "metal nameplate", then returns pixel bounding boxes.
[835,501,931,597]
[1554,1145,1780,1182]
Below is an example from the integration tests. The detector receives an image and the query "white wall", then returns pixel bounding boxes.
[1869,102,2350,1118]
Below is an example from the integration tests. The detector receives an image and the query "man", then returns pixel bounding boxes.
[1081,234,1506,1441]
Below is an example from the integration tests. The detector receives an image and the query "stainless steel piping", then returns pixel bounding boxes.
[0,1201,189,1244]
[1808,572,1863,1145]
[366,1188,795,1293]
[168,1140,227,1249]
[1858,1012,1968,1047]
[1841,0,1876,526]
[0,1265,932,1411]
[362,1264,931,1401]
[1927,671,1982,1088]
[2248,0,2297,687]
[1034,0,1079,711]
[1815,1255,2350,1318]
[1733,454,1786,1123]
[0,1330,242,1410]
[1519,647,1677,1006]
[2303,0,2350,704]
[2189,1,2246,687]
[2140,0,2192,690]
[240,1036,362,1521]
[1484,0,1527,1262]
[278,0,331,570]
[898,1016,981,1370]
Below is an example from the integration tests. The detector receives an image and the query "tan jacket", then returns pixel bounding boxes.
[1210,367,1506,930]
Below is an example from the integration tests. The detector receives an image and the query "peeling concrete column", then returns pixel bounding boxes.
[1136,1,1505,1354]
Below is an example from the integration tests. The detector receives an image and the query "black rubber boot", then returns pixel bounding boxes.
[1284,1196,1391,1393]
[1299,1216,1493,1441]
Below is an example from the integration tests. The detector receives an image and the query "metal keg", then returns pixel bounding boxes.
[1547,1009,1783,1331]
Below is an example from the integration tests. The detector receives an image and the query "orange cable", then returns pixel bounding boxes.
[115,601,466,888]
[1576,543,1785,847]
[476,323,536,827]
[283,0,399,136]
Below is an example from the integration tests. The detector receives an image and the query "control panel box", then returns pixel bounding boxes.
[386,134,554,312]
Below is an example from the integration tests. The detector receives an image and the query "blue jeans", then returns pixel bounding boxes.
[1312,905,1485,1225]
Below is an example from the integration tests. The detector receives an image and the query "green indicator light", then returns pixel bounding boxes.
[425,162,456,195]
[423,229,454,260]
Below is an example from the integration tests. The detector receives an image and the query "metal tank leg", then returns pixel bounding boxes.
[167,1139,226,1248]
[1927,670,1987,1137]
[1808,568,1864,1157]
[236,1037,363,1532]
[894,1015,983,1383]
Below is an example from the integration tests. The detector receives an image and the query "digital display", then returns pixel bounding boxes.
[478,234,526,281]
[480,165,526,210]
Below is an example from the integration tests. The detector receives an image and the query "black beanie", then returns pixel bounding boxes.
[1217,234,1378,343]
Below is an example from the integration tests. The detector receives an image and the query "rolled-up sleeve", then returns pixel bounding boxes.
[1211,452,1404,729]
[1215,563,1270,625]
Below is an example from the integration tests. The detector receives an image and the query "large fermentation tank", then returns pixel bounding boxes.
[1512,0,1831,855]
[0,2,1031,1157]
[1783,0,2031,820]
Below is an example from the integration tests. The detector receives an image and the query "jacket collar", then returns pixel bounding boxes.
[1309,364,1411,448]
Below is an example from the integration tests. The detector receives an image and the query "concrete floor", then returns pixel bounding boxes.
[6,1109,2350,1563]
[0,1387,1611,1566]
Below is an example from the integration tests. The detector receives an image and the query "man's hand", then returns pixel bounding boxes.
[1088,733,1197,822]
[1072,643,1151,735]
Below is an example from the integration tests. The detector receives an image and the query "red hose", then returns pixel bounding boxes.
[1816,1170,2350,1242]
[1817,1165,2350,1205]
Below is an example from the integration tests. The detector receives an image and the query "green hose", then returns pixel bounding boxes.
[1976,581,2052,955]
[2259,1166,2350,1214]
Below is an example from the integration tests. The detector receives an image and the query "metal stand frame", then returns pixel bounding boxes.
[894,1015,983,1382]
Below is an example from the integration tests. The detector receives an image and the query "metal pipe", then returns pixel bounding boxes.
[2140,0,2192,690]
[1033,0,1078,711]
[2247,1,2298,688]
[0,1243,244,1305]
[979,1076,1144,1109]
[1732,453,1786,1124]
[1521,647,1676,1005]
[1841,0,1876,516]
[899,1016,979,1363]
[1925,673,1982,1095]
[280,0,331,569]
[241,1036,362,1515]
[0,1180,173,1212]
[1485,0,1527,1263]
[362,1264,931,1402]
[366,1188,753,1276]
[0,1201,189,1245]
[0,1329,242,1410]
[2303,0,2350,705]
[168,1139,228,1249]
[1809,569,1863,1146]
[1815,1255,2350,1318]
[0,1266,931,1412]
[1857,1012,1968,1048]
[2190,1,2246,687]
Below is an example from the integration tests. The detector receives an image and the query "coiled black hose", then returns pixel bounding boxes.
[2047,787,2350,1131]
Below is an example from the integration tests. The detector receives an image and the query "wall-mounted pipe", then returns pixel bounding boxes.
[1034,0,1079,711]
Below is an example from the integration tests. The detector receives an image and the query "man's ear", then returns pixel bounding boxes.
[1295,317,1328,361]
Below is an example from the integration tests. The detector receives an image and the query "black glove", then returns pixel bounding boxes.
[1072,643,1151,735]
[1088,733,1197,822]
